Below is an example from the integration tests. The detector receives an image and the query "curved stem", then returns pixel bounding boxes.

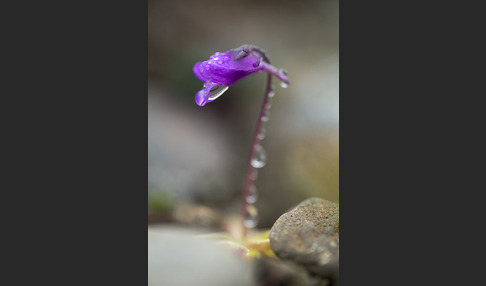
[241,68,274,240]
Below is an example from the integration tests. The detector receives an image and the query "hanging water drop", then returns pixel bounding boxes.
[265,101,272,110]
[251,144,267,168]
[268,90,275,98]
[278,69,289,88]
[246,185,258,204]
[243,204,258,228]
[208,84,229,100]
[262,109,270,122]
[257,127,266,140]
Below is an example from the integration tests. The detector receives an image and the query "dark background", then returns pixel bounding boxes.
[8,0,477,285]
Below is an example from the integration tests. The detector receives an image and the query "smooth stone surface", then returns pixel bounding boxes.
[269,198,339,278]
[148,226,254,286]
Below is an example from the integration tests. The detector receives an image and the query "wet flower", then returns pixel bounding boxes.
[193,46,290,106]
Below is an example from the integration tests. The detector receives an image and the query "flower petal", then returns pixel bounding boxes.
[193,62,206,82]
[195,89,208,106]
[193,50,264,86]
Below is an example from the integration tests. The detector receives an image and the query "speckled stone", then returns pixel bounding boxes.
[255,257,332,286]
[269,198,339,278]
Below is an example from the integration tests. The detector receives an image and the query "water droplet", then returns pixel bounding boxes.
[257,127,266,140]
[205,64,210,70]
[208,85,229,101]
[246,185,258,204]
[262,109,270,122]
[280,81,288,88]
[243,205,258,228]
[251,144,267,168]
[268,90,275,98]
[265,101,272,110]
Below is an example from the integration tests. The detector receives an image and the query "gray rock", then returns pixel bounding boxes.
[269,198,339,279]
[255,257,332,286]
[148,226,254,286]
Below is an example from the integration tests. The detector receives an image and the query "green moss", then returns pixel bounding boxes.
[148,190,174,214]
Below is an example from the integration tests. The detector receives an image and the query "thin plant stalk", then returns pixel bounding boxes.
[241,73,274,240]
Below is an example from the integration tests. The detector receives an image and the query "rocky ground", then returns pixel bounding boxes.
[148,197,339,286]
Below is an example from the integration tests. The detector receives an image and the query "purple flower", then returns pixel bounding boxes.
[193,46,290,106]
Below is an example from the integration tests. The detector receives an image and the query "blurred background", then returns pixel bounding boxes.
[148,0,339,229]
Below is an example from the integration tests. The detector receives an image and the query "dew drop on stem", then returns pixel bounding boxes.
[246,185,258,204]
[278,69,289,88]
[262,109,270,122]
[257,127,266,140]
[243,204,258,228]
[265,101,272,110]
[251,144,267,168]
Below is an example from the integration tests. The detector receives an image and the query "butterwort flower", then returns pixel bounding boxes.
[193,45,290,106]
[192,45,291,238]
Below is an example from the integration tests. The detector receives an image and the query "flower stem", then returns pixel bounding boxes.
[241,70,274,240]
